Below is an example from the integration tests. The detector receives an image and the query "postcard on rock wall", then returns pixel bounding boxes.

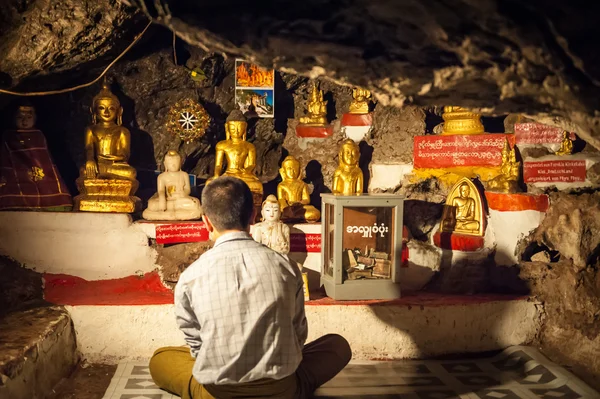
[235,59,275,118]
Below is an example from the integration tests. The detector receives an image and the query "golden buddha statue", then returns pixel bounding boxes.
[207,110,263,207]
[486,138,521,194]
[440,178,484,236]
[74,79,140,213]
[143,151,202,221]
[555,131,573,155]
[348,87,371,114]
[332,139,363,195]
[277,155,321,223]
[299,81,328,126]
[441,106,485,135]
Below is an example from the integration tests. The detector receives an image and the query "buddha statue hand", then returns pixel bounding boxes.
[85,160,98,178]
[158,197,167,212]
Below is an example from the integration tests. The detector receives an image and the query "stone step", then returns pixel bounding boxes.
[0,306,79,399]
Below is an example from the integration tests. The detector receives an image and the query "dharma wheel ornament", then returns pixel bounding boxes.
[166,98,210,143]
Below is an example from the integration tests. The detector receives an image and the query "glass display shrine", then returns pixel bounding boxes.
[320,194,405,300]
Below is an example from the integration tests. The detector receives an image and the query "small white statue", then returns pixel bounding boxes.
[142,150,202,221]
[252,195,290,254]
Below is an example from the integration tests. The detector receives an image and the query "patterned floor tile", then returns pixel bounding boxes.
[102,346,599,399]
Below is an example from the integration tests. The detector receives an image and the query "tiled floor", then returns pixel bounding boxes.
[102,346,600,399]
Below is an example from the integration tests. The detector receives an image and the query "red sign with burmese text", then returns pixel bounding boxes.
[413,134,515,168]
[523,160,587,183]
[290,233,321,253]
[514,123,564,145]
[155,223,210,244]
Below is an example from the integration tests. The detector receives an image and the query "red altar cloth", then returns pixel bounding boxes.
[0,129,72,210]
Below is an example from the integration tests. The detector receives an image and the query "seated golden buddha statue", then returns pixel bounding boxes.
[74,80,140,213]
[555,131,573,155]
[207,110,263,207]
[348,87,371,114]
[0,103,72,211]
[143,151,202,221]
[277,155,320,223]
[486,138,521,194]
[441,106,485,135]
[299,82,328,126]
[332,139,363,195]
[440,178,483,236]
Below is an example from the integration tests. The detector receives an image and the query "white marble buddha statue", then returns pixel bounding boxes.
[252,195,290,254]
[143,150,202,221]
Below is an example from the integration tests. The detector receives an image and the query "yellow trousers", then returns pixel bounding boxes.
[149,334,351,399]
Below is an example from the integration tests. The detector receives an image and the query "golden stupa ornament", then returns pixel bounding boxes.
[348,87,371,114]
[555,131,574,156]
[441,106,485,135]
[486,137,521,194]
[166,98,210,143]
[299,81,328,126]
[440,177,484,237]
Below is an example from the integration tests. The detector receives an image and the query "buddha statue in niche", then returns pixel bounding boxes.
[74,79,140,213]
[440,178,483,236]
[277,155,321,223]
[348,87,371,114]
[299,82,328,126]
[207,110,263,207]
[555,131,574,156]
[143,150,202,221]
[486,138,520,194]
[252,195,290,254]
[332,139,363,196]
[0,103,72,211]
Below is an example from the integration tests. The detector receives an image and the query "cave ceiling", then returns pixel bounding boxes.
[1,0,599,148]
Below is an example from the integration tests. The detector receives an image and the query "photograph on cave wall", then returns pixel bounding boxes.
[235,88,275,118]
[235,59,275,118]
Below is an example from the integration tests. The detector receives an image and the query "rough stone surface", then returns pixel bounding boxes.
[519,192,600,390]
[370,106,425,164]
[0,256,43,318]
[155,242,211,287]
[0,306,78,399]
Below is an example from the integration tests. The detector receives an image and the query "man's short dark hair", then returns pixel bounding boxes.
[202,176,254,231]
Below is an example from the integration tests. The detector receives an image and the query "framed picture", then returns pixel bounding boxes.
[235,59,275,118]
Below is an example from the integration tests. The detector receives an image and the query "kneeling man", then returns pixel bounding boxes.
[150,176,351,398]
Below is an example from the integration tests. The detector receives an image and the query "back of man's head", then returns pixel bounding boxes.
[202,176,254,232]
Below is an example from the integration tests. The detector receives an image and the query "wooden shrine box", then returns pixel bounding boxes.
[320,194,404,300]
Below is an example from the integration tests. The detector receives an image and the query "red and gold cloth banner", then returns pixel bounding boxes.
[155,223,209,244]
[523,160,587,183]
[290,233,322,253]
[413,134,516,169]
[514,123,565,145]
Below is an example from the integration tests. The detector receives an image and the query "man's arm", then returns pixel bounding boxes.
[292,266,308,347]
[174,280,202,358]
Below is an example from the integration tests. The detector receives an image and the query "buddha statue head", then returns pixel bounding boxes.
[91,80,122,125]
[15,103,37,130]
[225,109,247,141]
[280,156,302,181]
[163,150,182,172]
[339,139,360,167]
[261,194,281,222]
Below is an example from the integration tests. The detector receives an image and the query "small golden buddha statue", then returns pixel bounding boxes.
[74,80,140,213]
[207,110,263,207]
[486,138,521,194]
[143,151,202,221]
[441,106,485,135]
[440,178,484,236]
[332,139,363,195]
[555,131,573,155]
[252,195,290,254]
[299,81,328,126]
[348,87,371,114]
[277,155,321,223]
